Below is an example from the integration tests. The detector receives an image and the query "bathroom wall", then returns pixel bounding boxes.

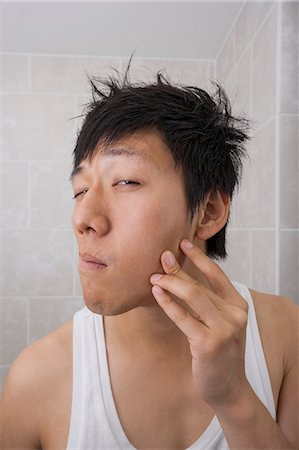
[216,1,298,302]
[1,0,298,392]
[0,54,214,389]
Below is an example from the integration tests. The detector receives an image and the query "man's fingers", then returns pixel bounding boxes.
[160,249,225,311]
[151,285,209,341]
[179,239,242,307]
[150,272,221,328]
[161,250,192,279]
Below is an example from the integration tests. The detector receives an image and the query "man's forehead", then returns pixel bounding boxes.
[70,129,177,183]
[70,145,159,182]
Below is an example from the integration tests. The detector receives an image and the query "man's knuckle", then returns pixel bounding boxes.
[187,281,201,298]
[171,264,181,275]
[232,307,248,329]
[173,308,189,323]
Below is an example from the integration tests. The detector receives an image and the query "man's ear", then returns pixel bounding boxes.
[195,190,231,241]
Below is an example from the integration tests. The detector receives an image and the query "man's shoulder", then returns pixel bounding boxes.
[1,319,73,449]
[249,288,298,372]
[8,317,73,385]
[249,288,297,323]
[2,317,73,402]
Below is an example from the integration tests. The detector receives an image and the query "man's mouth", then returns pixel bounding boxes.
[79,253,108,270]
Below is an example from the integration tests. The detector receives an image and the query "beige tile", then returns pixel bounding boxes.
[0,298,28,365]
[75,271,83,297]
[0,232,3,296]
[252,230,276,294]
[209,61,216,80]
[280,2,299,114]
[280,116,299,228]
[74,94,93,135]
[0,230,73,296]
[252,6,277,125]
[0,54,3,90]
[233,118,276,228]
[121,58,213,90]
[224,47,251,118]
[3,93,76,161]
[2,162,29,229]
[217,26,235,83]
[31,56,121,94]
[30,162,73,229]
[74,243,83,297]
[163,60,213,90]
[0,92,3,161]
[29,297,83,344]
[0,161,3,227]
[219,228,251,287]
[2,54,29,92]
[280,231,298,303]
[235,2,274,62]
[0,366,10,394]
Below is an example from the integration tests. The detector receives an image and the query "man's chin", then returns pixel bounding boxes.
[83,297,136,316]
[81,281,156,315]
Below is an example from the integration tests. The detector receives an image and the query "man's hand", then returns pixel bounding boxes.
[150,238,250,410]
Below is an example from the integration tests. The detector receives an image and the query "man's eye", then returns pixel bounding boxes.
[73,190,88,200]
[72,181,139,199]
[115,180,140,186]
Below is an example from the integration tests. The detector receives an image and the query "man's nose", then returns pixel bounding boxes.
[72,191,110,237]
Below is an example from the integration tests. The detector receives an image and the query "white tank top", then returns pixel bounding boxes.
[66,281,276,450]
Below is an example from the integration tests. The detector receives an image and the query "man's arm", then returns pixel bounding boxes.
[150,239,298,450]
[0,346,43,450]
[276,296,299,447]
[214,295,298,450]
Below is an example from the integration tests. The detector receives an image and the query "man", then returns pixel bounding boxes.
[1,68,298,450]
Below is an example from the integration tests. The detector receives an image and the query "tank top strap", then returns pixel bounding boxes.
[232,281,276,419]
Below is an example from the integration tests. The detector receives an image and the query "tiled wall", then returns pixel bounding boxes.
[216,1,298,302]
[0,55,214,389]
[1,1,298,391]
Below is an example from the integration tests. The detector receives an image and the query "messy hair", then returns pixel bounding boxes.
[71,60,250,260]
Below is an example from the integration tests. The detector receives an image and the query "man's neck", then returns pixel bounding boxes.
[104,302,192,363]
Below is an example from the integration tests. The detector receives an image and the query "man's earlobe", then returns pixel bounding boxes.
[195,190,230,241]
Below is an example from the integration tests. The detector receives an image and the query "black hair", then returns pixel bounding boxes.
[71,60,250,260]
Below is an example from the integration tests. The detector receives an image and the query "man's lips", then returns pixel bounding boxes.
[79,253,108,270]
[80,253,107,265]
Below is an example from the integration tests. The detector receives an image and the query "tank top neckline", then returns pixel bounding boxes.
[94,313,223,449]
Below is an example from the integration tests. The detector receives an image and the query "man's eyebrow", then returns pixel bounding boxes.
[69,147,156,182]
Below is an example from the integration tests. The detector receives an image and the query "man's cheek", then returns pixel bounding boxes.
[125,243,164,278]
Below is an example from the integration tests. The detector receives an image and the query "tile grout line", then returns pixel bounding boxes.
[0,227,285,232]
[275,0,283,295]
[249,229,253,288]
[27,298,30,346]
[0,51,214,63]
[253,115,276,135]
[250,44,253,118]
[3,91,92,96]
[0,296,83,299]
[28,54,32,92]
[28,162,31,229]
[214,1,244,62]
[234,2,276,68]
[73,236,76,297]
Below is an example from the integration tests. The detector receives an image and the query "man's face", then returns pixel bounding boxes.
[71,129,197,315]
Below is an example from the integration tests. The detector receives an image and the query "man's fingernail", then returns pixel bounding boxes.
[181,239,193,249]
[150,274,163,283]
[163,251,176,266]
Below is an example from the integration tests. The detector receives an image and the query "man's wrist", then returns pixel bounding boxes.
[211,381,258,425]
